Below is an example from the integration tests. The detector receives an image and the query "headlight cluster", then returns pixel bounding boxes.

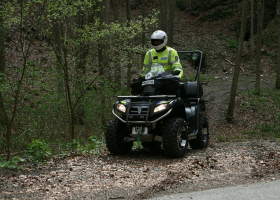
[153,104,167,113]
[117,103,126,113]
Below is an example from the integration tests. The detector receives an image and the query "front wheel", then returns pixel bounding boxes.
[162,117,188,158]
[189,115,209,149]
[105,118,133,155]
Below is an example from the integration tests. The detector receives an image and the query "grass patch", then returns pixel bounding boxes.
[186,74,216,82]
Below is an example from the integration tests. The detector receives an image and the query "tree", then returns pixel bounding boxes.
[226,0,248,123]
[255,0,263,95]
[0,0,6,126]
[160,0,168,32]
[52,20,64,93]
[0,0,4,78]
[167,0,176,46]
[112,0,121,85]
[276,0,280,89]
[0,0,157,158]
[141,0,146,63]
[126,0,132,91]
[250,0,255,53]
[0,0,41,160]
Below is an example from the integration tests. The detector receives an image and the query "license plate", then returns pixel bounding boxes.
[142,80,154,86]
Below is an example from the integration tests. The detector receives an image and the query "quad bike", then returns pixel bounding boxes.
[105,50,209,158]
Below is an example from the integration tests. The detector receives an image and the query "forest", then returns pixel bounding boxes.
[0,0,280,166]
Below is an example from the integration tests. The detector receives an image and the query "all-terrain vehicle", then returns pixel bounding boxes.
[105,50,209,158]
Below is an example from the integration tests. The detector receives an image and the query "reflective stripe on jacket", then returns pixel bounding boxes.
[141,46,183,78]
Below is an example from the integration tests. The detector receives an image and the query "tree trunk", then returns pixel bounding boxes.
[160,0,168,32]
[276,0,280,89]
[3,0,33,160]
[98,0,105,77]
[226,0,248,123]
[126,0,132,91]
[75,11,89,125]
[105,0,111,81]
[167,0,175,46]
[52,21,64,93]
[250,0,254,53]
[0,0,6,126]
[62,42,75,141]
[0,1,5,77]
[112,0,121,85]
[97,0,108,127]
[255,0,263,95]
[141,0,146,63]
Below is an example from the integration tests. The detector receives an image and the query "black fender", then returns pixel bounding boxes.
[185,105,197,119]
[185,104,201,129]
[167,98,187,120]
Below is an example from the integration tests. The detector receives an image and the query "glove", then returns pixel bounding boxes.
[171,70,180,75]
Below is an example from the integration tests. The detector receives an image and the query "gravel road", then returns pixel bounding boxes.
[150,179,280,200]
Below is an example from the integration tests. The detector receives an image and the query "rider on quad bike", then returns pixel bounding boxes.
[105,31,209,158]
[140,30,183,97]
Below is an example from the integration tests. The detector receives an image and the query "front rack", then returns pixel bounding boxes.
[117,95,177,100]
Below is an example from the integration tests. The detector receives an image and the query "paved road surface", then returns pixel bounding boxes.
[150,179,280,200]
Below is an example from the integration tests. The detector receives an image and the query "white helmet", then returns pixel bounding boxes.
[151,30,168,51]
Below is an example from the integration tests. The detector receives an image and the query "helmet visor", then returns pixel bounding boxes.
[151,39,164,46]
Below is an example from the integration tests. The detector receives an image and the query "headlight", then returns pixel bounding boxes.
[117,103,126,113]
[153,104,167,113]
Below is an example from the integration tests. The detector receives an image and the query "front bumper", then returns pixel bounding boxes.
[112,108,173,124]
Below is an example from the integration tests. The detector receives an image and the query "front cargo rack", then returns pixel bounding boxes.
[113,95,177,125]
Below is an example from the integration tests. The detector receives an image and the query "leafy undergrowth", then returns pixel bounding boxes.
[0,135,105,169]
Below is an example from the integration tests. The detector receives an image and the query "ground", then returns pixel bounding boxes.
[1,141,280,199]
[1,74,280,200]
[1,3,280,200]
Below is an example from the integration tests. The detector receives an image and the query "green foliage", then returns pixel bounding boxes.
[0,156,25,169]
[228,39,237,49]
[176,0,188,11]
[0,0,158,157]
[216,33,226,40]
[61,135,104,155]
[262,19,278,48]
[260,124,272,132]
[236,89,280,141]
[25,139,52,162]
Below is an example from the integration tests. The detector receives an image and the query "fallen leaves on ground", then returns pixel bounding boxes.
[1,141,280,200]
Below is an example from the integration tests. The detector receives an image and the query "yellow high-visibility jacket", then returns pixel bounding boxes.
[141,46,183,78]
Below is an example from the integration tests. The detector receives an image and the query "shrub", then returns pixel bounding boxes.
[0,156,25,169]
[25,139,52,161]
[228,39,237,48]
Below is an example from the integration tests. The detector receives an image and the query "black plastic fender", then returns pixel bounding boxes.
[169,98,185,113]
[181,81,203,99]
[185,105,201,129]
[185,105,197,119]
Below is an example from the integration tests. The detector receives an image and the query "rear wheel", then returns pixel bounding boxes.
[189,114,209,149]
[162,117,188,158]
[105,119,133,155]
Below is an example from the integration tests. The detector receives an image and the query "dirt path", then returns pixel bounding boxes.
[1,76,279,200]
[1,141,280,200]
